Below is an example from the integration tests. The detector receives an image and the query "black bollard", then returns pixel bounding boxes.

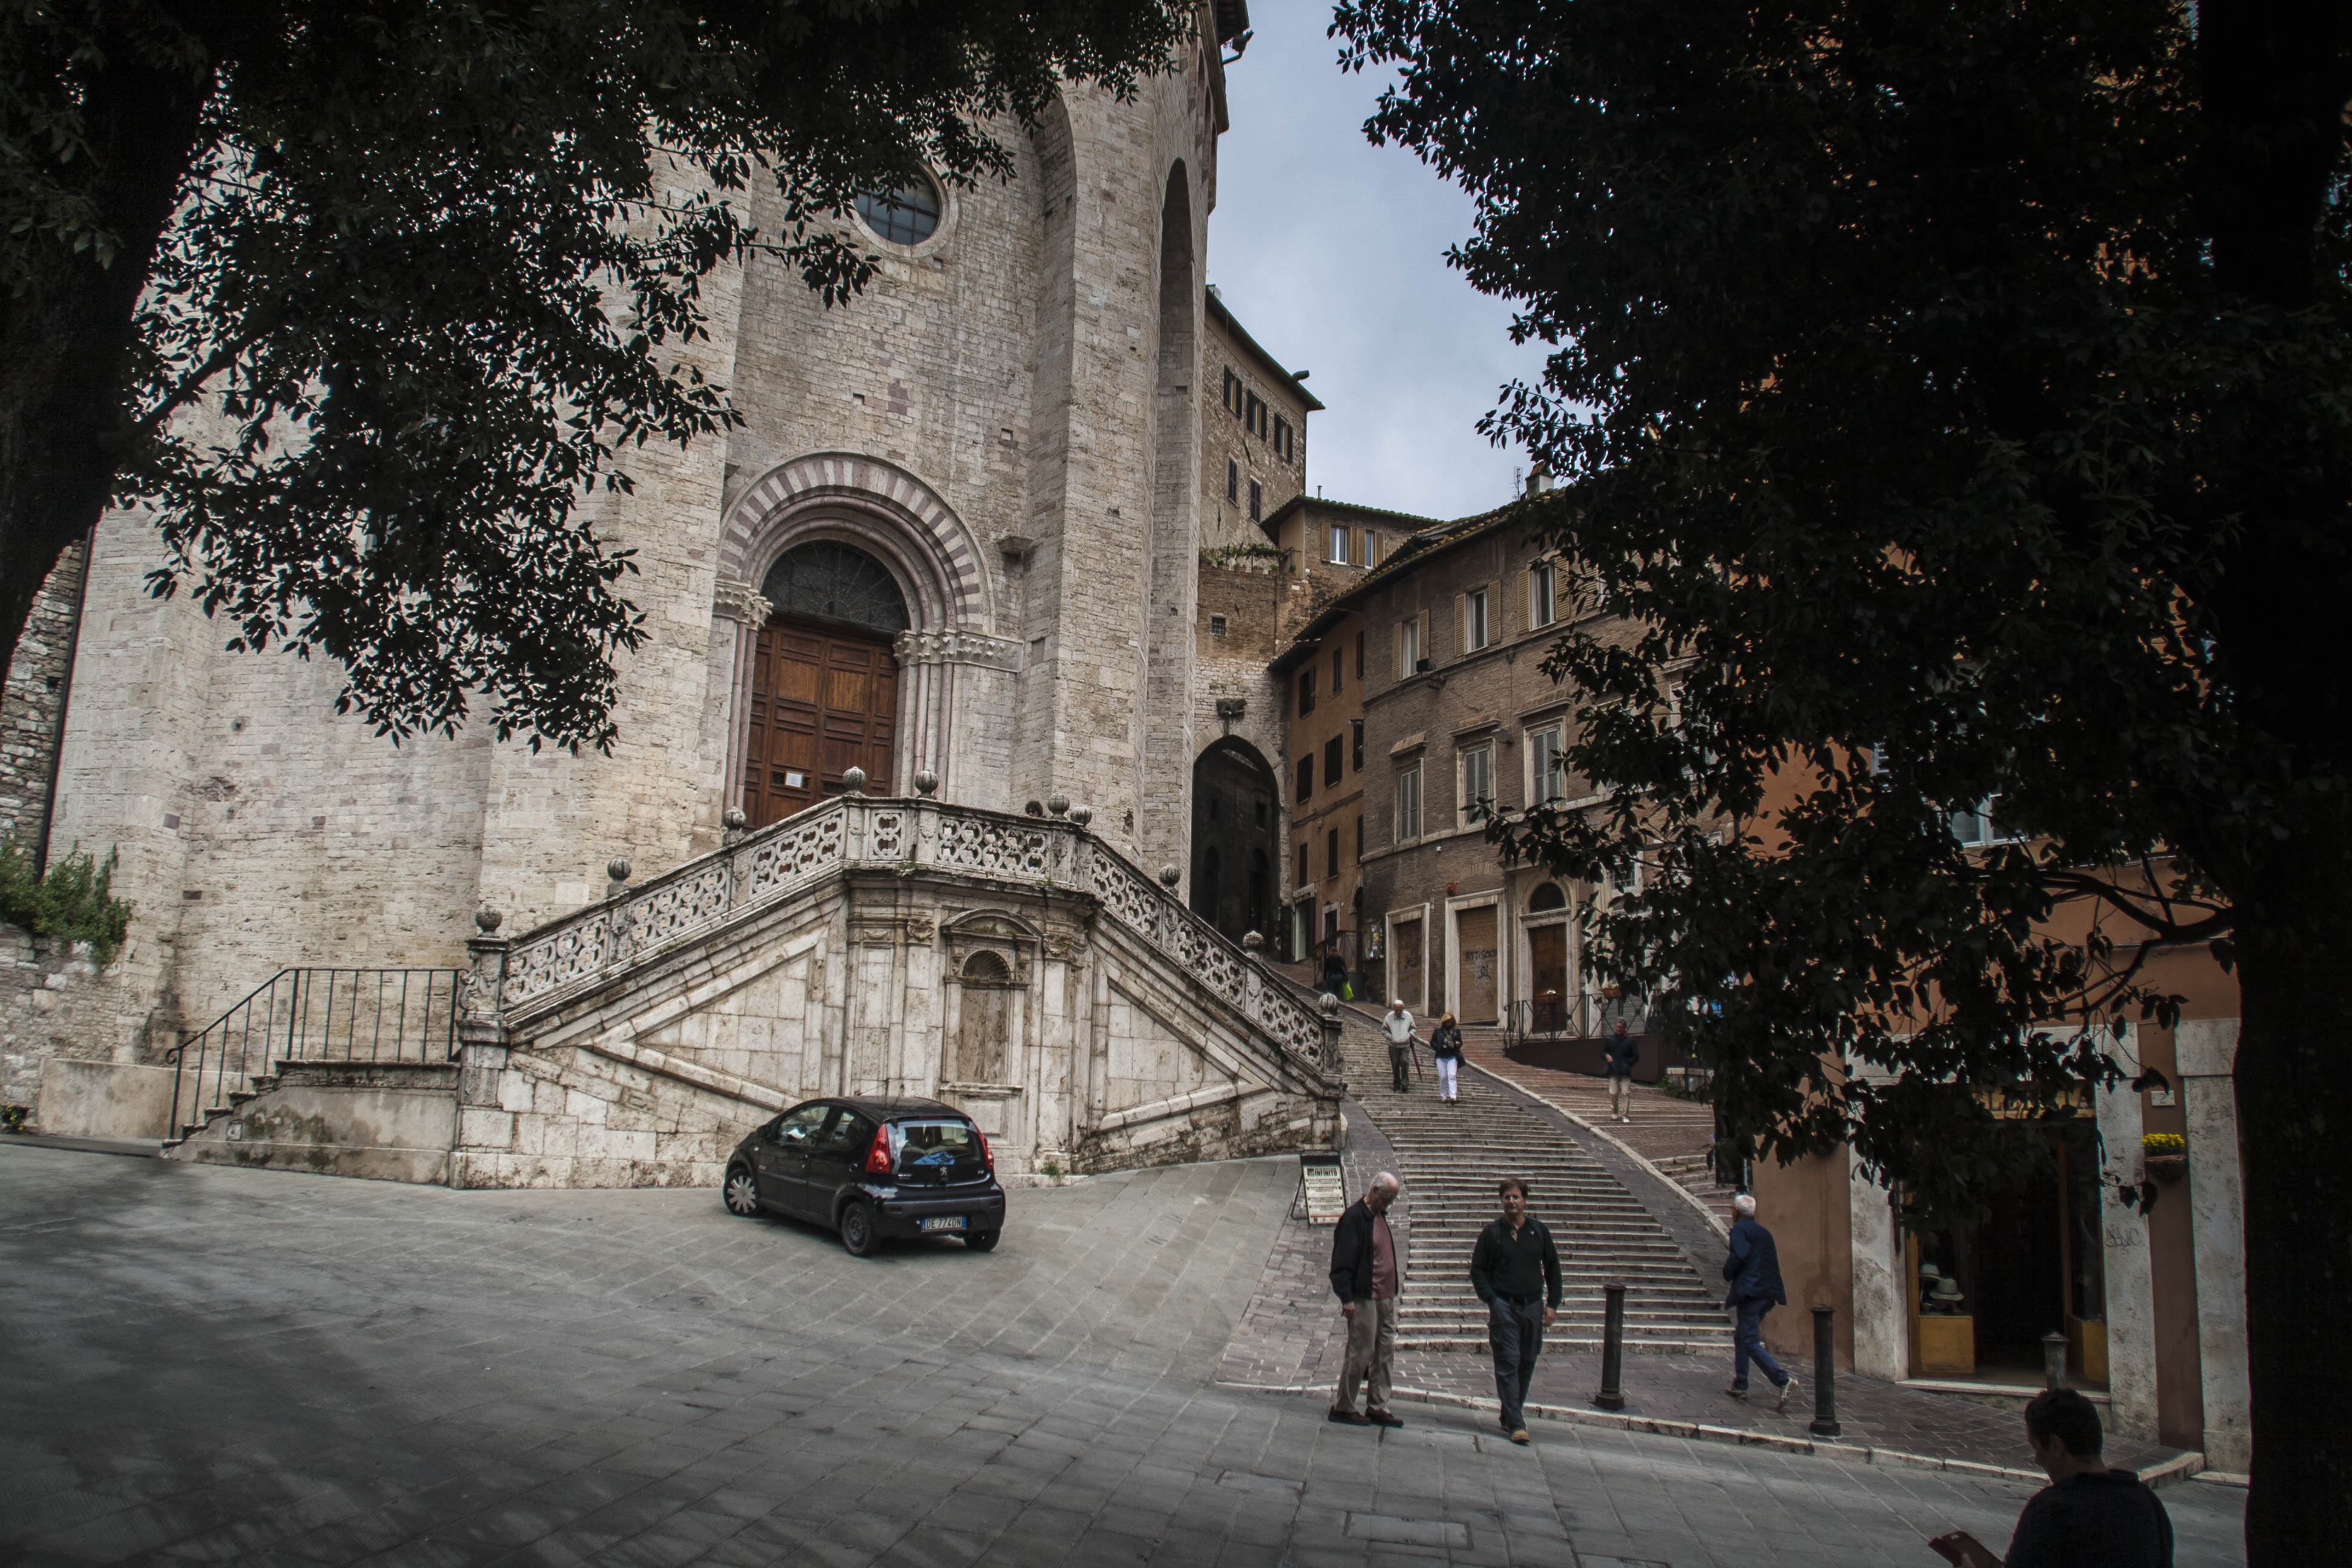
[1594,1282,1627,1410]
[1808,1305,1842,1438]
[2042,1331,2069,1391]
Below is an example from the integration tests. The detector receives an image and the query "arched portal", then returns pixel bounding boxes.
[716,452,1022,822]
[1190,737,1277,946]
[741,540,909,827]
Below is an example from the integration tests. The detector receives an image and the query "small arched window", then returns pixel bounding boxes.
[960,950,1014,987]
[1528,882,1567,913]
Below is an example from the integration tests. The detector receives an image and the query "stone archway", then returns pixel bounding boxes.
[1189,737,1277,946]
[716,454,1021,815]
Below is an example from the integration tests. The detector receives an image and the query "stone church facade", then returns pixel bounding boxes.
[18,2,1345,1183]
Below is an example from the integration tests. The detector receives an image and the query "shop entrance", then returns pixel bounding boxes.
[1907,1119,2106,1387]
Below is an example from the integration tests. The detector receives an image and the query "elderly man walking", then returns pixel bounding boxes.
[1381,999,1417,1093]
[1722,1192,1795,1409]
[1328,1172,1405,1428]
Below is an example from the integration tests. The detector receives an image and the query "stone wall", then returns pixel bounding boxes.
[0,538,88,853]
[0,920,139,1125]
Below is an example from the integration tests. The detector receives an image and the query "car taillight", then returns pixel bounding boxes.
[864,1125,894,1174]
[975,1128,992,1169]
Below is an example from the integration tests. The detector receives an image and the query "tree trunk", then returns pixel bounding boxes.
[2232,844,2352,1561]
[0,42,211,685]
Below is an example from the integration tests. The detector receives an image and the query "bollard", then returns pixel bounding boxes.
[2042,1331,2069,1391]
[1809,1305,1842,1438]
[1593,1281,1628,1410]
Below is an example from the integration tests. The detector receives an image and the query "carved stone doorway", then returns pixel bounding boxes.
[742,621,899,828]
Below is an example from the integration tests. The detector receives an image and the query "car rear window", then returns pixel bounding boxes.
[897,1120,979,1156]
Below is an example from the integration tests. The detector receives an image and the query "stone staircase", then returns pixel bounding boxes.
[1333,1012,1733,1354]
[1460,1023,1740,1230]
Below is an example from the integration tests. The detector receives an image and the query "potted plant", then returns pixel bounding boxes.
[2142,1131,2187,1184]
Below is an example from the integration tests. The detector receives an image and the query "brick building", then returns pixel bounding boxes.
[1261,499,1428,969]
[1292,495,1636,1029]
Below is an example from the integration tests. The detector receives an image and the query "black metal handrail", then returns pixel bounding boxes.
[1503,990,1655,1050]
[165,967,463,1136]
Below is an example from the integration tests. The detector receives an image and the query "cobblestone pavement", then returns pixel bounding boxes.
[0,1144,2246,1567]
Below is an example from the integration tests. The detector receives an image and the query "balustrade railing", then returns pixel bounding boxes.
[493,795,1331,1073]
[166,967,463,1135]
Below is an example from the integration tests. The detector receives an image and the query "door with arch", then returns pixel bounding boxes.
[741,540,909,829]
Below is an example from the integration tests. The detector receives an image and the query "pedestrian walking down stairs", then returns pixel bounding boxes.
[1334,1007,1733,1356]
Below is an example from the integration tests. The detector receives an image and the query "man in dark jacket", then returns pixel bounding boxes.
[1603,1019,1639,1122]
[1929,1389,2173,1567]
[1328,1172,1404,1428]
[1722,1192,1794,1409]
[1468,1177,1561,1445]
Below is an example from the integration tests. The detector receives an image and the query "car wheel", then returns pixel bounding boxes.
[839,1199,880,1257]
[964,1230,1000,1252]
[722,1166,761,1217]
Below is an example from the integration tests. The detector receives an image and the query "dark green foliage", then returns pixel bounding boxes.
[2,0,1191,750]
[0,842,132,965]
[1336,1,2349,1549]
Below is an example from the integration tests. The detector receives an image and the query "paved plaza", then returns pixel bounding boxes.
[0,1142,2247,1566]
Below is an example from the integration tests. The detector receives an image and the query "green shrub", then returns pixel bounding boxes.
[0,841,132,965]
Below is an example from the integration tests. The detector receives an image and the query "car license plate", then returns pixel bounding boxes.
[920,1216,967,1232]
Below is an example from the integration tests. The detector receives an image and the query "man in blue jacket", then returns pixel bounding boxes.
[1722,1192,1794,1409]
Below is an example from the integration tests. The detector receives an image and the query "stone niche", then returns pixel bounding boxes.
[936,909,1036,1140]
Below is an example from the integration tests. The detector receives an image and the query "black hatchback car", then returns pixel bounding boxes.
[722,1096,1006,1256]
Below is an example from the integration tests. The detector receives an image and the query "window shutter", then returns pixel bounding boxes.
[1519,568,1534,630]
[1454,593,1467,653]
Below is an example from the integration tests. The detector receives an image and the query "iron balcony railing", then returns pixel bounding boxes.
[166,967,463,1136]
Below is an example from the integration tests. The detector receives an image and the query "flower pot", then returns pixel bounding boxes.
[2145,1154,2187,1185]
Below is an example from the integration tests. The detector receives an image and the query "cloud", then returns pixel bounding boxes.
[1207,5,1551,522]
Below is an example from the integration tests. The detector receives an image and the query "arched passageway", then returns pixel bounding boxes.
[1190,738,1277,946]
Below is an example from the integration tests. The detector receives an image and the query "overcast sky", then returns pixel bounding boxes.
[1206,4,1550,523]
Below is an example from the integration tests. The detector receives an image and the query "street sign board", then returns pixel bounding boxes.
[1298,1152,1347,1225]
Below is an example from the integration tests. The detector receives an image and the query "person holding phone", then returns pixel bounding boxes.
[1929,1388,2173,1566]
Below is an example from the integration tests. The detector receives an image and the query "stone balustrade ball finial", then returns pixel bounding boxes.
[1159,865,1180,888]
[1243,930,1263,950]
[1319,993,1341,1016]
[723,809,746,831]
[913,769,938,797]
[1047,792,1069,816]
[1069,805,1092,828]
[607,858,630,883]
[475,907,504,935]
[842,766,866,795]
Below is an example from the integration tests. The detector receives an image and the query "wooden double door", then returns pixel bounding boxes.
[742,618,898,829]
